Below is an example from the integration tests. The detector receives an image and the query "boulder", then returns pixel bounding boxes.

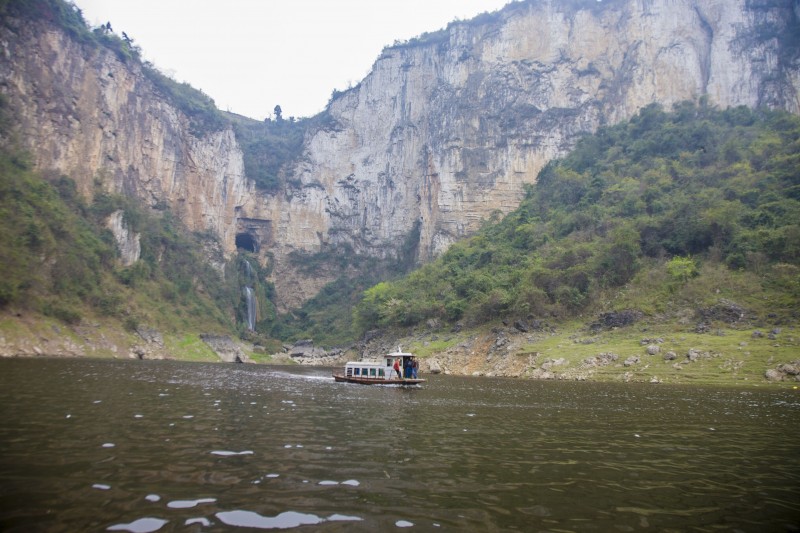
[687,349,703,362]
[201,335,248,363]
[623,356,640,367]
[765,368,785,381]
[426,359,442,374]
[528,368,555,380]
[698,299,746,325]
[136,326,163,346]
[582,352,618,367]
[590,309,643,331]
[288,340,327,358]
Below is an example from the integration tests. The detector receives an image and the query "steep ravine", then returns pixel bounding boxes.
[1,0,798,314]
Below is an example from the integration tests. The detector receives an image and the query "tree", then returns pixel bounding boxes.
[273,105,283,122]
[666,256,698,282]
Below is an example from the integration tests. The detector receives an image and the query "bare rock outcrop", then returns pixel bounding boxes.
[200,335,248,363]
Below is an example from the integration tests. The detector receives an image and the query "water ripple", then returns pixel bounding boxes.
[0,359,797,532]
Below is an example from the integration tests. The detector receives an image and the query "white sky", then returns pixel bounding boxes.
[74,0,513,120]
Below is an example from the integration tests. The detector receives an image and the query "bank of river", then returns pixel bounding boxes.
[1,358,798,531]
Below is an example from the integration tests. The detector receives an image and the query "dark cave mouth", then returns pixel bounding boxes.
[235,233,258,253]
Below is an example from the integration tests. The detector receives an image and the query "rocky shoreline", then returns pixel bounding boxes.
[2,313,798,385]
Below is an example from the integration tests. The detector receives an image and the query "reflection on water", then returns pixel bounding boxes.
[0,358,798,532]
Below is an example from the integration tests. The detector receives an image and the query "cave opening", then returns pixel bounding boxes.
[235,233,258,253]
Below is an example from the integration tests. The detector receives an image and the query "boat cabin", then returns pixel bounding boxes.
[343,348,414,381]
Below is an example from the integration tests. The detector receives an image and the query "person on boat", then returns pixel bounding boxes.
[393,358,402,379]
[404,357,412,378]
[411,357,418,379]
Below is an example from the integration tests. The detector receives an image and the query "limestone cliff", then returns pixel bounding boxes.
[0,8,253,255]
[1,0,798,311]
[243,0,798,308]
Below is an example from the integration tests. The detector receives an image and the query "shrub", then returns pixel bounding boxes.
[666,256,699,283]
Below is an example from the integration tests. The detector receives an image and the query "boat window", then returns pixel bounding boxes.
[353,368,360,376]
[379,369,385,377]
[370,368,376,377]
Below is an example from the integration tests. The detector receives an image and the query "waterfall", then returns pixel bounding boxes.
[243,259,254,281]
[243,286,256,331]
[241,259,257,331]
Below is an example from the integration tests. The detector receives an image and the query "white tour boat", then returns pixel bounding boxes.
[333,347,425,385]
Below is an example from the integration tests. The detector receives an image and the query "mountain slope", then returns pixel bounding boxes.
[2,0,797,315]
[353,102,800,333]
[264,0,799,308]
[348,102,800,383]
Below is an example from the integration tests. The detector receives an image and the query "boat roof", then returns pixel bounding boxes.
[344,348,414,366]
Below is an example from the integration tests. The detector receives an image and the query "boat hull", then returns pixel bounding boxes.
[333,374,425,385]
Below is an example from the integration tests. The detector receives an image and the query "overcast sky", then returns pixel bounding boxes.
[74,0,513,120]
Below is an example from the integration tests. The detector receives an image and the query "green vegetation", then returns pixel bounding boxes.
[268,264,383,347]
[265,222,424,346]
[165,334,220,362]
[143,67,227,136]
[228,110,344,192]
[0,113,237,336]
[228,113,308,192]
[352,102,800,335]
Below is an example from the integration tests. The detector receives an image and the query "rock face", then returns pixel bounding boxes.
[200,334,248,363]
[1,0,798,309]
[251,0,800,307]
[105,210,140,266]
[0,12,254,255]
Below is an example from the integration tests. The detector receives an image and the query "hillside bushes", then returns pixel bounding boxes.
[352,102,800,333]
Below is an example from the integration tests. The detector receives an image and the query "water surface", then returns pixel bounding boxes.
[0,358,797,531]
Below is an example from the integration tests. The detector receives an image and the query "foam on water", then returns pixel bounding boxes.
[328,514,363,521]
[216,510,322,529]
[318,479,360,486]
[211,450,253,456]
[167,498,216,509]
[215,510,362,529]
[106,517,168,532]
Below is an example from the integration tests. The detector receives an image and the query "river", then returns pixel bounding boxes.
[0,358,797,532]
